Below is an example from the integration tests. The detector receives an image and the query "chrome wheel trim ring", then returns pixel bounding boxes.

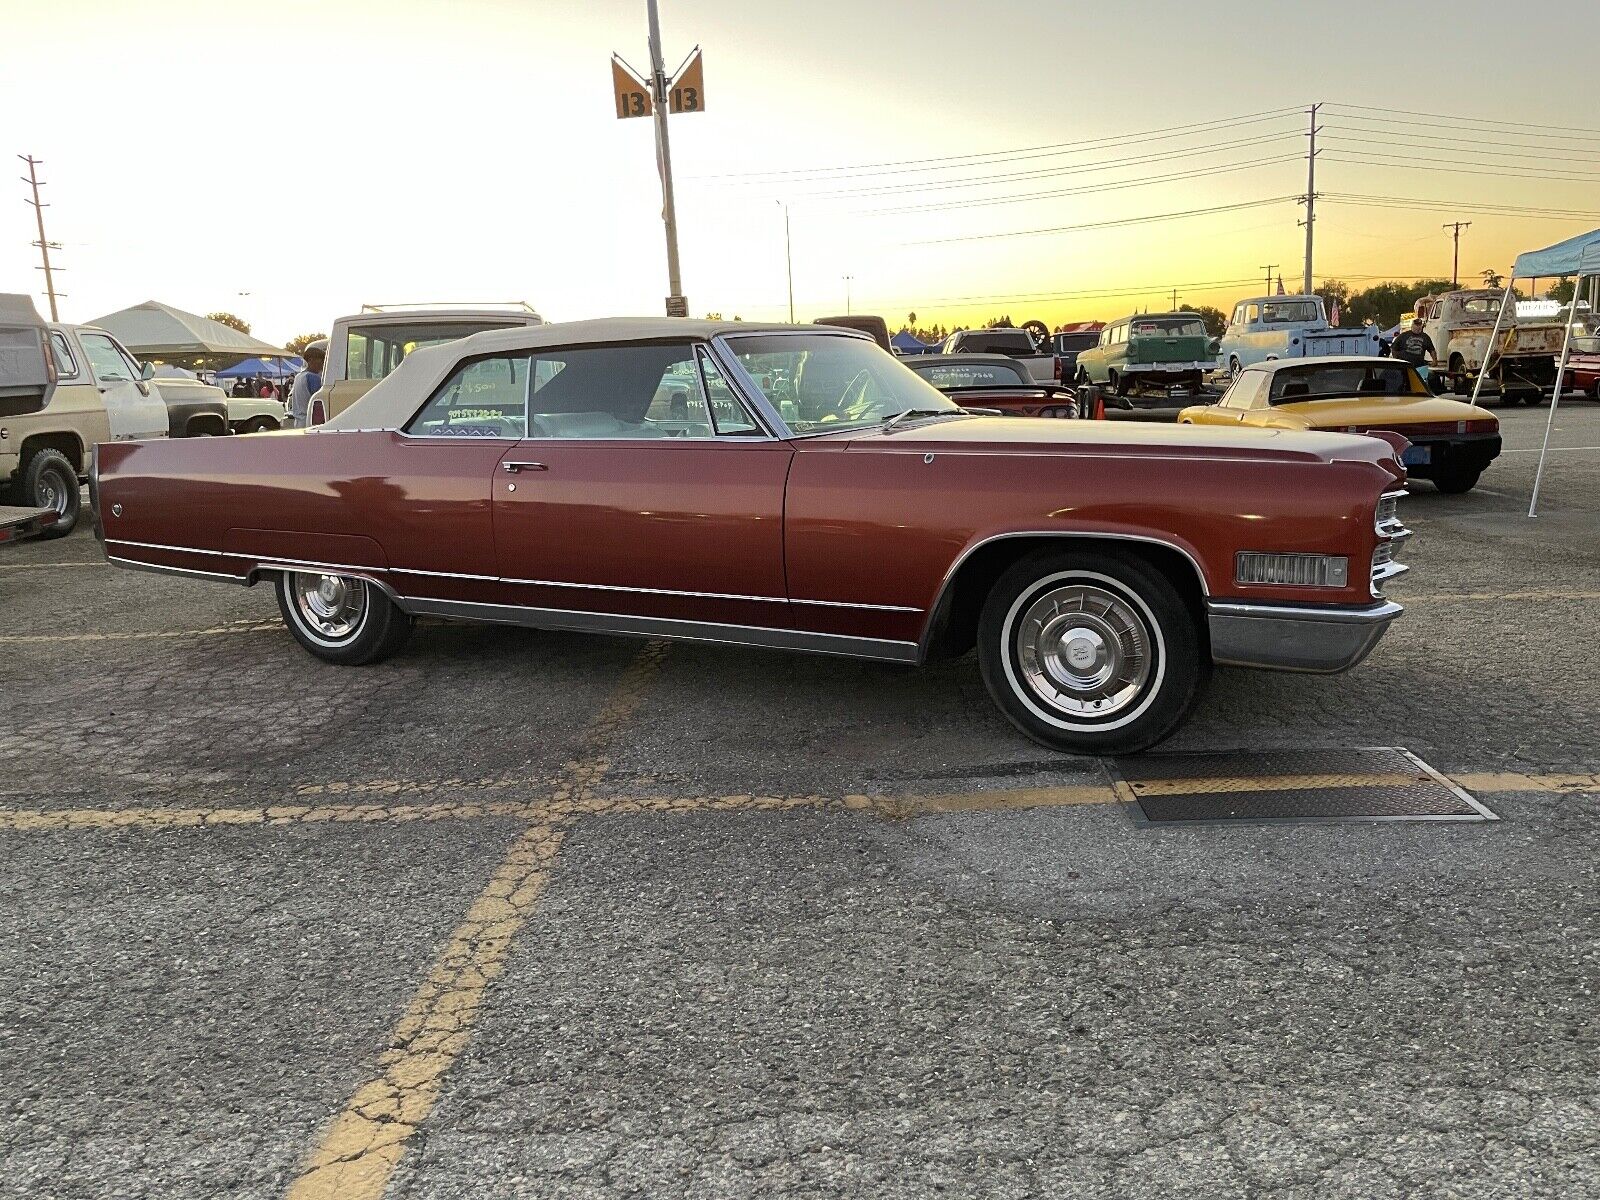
[1000,570,1166,733]
[290,572,368,646]
[37,467,69,516]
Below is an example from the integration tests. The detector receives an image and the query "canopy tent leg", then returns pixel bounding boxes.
[1467,286,1515,408]
[1528,270,1586,517]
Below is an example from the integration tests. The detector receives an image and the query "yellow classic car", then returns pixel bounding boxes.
[1178,356,1501,494]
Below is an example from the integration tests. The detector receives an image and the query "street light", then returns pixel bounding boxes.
[843,274,853,316]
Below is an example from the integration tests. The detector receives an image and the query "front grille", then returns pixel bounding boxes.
[1372,490,1411,596]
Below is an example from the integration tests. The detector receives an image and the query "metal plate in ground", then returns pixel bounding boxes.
[1110,747,1498,826]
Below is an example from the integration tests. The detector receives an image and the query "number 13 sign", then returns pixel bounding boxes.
[612,48,704,119]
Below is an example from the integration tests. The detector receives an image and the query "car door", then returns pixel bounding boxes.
[491,340,793,631]
[74,331,167,440]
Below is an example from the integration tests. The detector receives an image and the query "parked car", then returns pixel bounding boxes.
[939,327,1056,383]
[1217,295,1382,379]
[95,319,1412,756]
[144,374,232,438]
[310,302,543,425]
[1178,356,1500,494]
[0,293,168,536]
[813,315,891,351]
[1074,313,1217,404]
[1560,336,1600,399]
[905,354,1081,418]
[1050,329,1102,383]
[1414,289,1565,404]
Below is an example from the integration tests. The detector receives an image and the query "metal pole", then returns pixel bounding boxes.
[779,201,793,323]
[1467,284,1513,408]
[1302,104,1320,296]
[1442,221,1470,287]
[645,0,683,312]
[844,275,852,315]
[19,155,59,321]
[1530,270,1582,517]
[1260,264,1277,295]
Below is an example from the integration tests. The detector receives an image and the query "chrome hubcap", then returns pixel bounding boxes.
[38,471,67,515]
[292,572,367,641]
[1015,583,1153,718]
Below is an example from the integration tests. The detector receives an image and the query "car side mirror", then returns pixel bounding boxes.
[140,362,155,381]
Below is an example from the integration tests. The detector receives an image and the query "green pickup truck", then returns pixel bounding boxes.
[1073,312,1216,405]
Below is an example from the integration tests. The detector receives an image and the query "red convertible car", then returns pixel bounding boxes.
[93,319,1412,754]
[904,354,1086,419]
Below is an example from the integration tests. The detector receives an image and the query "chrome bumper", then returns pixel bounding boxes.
[1206,599,1402,674]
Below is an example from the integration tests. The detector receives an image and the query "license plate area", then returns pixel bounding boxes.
[1402,444,1432,466]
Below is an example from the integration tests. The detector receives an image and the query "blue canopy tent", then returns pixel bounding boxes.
[216,356,298,379]
[890,330,935,356]
[1470,228,1600,514]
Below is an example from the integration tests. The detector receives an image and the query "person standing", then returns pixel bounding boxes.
[288,342,326,427]
[1391,318,1436,370]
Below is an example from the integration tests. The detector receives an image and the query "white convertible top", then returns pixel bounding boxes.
[325,316,858,430]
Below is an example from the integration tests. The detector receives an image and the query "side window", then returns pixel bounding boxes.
[1221,372,1265,409]
[1230,305,1244,328]
[406,354,529,438]
[50,332,79,379]
[1246,304,1261,323]
[79,333,136,383]
[697,349,760,435]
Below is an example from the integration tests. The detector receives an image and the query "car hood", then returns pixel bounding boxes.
[825,414,1400,467]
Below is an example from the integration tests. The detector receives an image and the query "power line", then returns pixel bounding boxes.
[854,154,1303,216]
[1321,132,1600,167]
[687,105,1308,182]
[904,195,1301,246]
[784,130,1302,202]
[1323,154,1600,184]
[1319,119,1600,158]
[1321,192,1600,220]
[1325,101,1600,139]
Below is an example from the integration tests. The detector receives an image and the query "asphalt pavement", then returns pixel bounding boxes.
[1,402,1596,1198]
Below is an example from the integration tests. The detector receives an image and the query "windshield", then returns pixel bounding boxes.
[1131,318,1206,338]
[1269,362,1428,403]
[727,334,962,433]
[1257,300,1320,324]
[910,361,1029,388]
[345,320,524,382]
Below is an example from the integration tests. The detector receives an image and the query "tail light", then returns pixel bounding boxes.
[1460,417,1498,434]
[42,338,57,385]
[308,396,327,426]
[1053,356,1063,380]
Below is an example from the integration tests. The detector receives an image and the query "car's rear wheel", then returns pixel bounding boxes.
[244,417,278,433]
[15,448,79,539]
[276,571,412,665]
[1431,464,1483,494]
[977,550,1207,755]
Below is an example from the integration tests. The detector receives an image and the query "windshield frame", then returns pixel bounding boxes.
[714,329,969,439]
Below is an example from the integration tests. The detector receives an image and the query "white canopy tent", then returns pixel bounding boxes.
[1467,229,1600,516]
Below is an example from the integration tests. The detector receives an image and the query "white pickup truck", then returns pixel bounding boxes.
[1216,295,1381,381]
[1415,289,1565,404]
[938,326,1057,383]
[310,303,543,424]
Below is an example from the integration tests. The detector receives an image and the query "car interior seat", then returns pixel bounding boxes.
[1278,380,1312,398]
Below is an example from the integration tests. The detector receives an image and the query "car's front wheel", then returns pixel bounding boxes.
[276,571,412,665]
[977,550,1207,755]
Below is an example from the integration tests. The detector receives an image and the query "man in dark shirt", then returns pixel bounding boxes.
[1391,318,1436,368]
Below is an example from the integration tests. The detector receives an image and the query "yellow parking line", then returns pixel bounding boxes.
[1403,590,1600,603]
[1456,772,1600,794]
[0,800,543,832]
[284,641,670,1200]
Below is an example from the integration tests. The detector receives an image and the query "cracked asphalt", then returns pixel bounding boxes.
[0,402,1596,1198]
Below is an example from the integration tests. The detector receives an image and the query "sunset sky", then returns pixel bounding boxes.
[4,0,1596,345]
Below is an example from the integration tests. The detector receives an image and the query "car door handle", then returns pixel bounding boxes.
[502,460,548,473]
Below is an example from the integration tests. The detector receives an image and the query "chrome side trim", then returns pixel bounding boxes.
[106,555,248,585]
[255,562,406,607]
[103,538,920,612]
[1206,599,1402,674]
[394,595,920,663]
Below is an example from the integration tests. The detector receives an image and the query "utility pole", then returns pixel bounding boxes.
[1443,221,1471,286]
[1259,264,1279,295]
[644,0,684,315]
[1170,287,1179,310]
[1299,103,1321,296]
[779,201,794,323]
[19,155,62,321]
[843,274,853,315]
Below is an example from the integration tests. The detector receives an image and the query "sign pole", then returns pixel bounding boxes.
[645,0,684,315]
